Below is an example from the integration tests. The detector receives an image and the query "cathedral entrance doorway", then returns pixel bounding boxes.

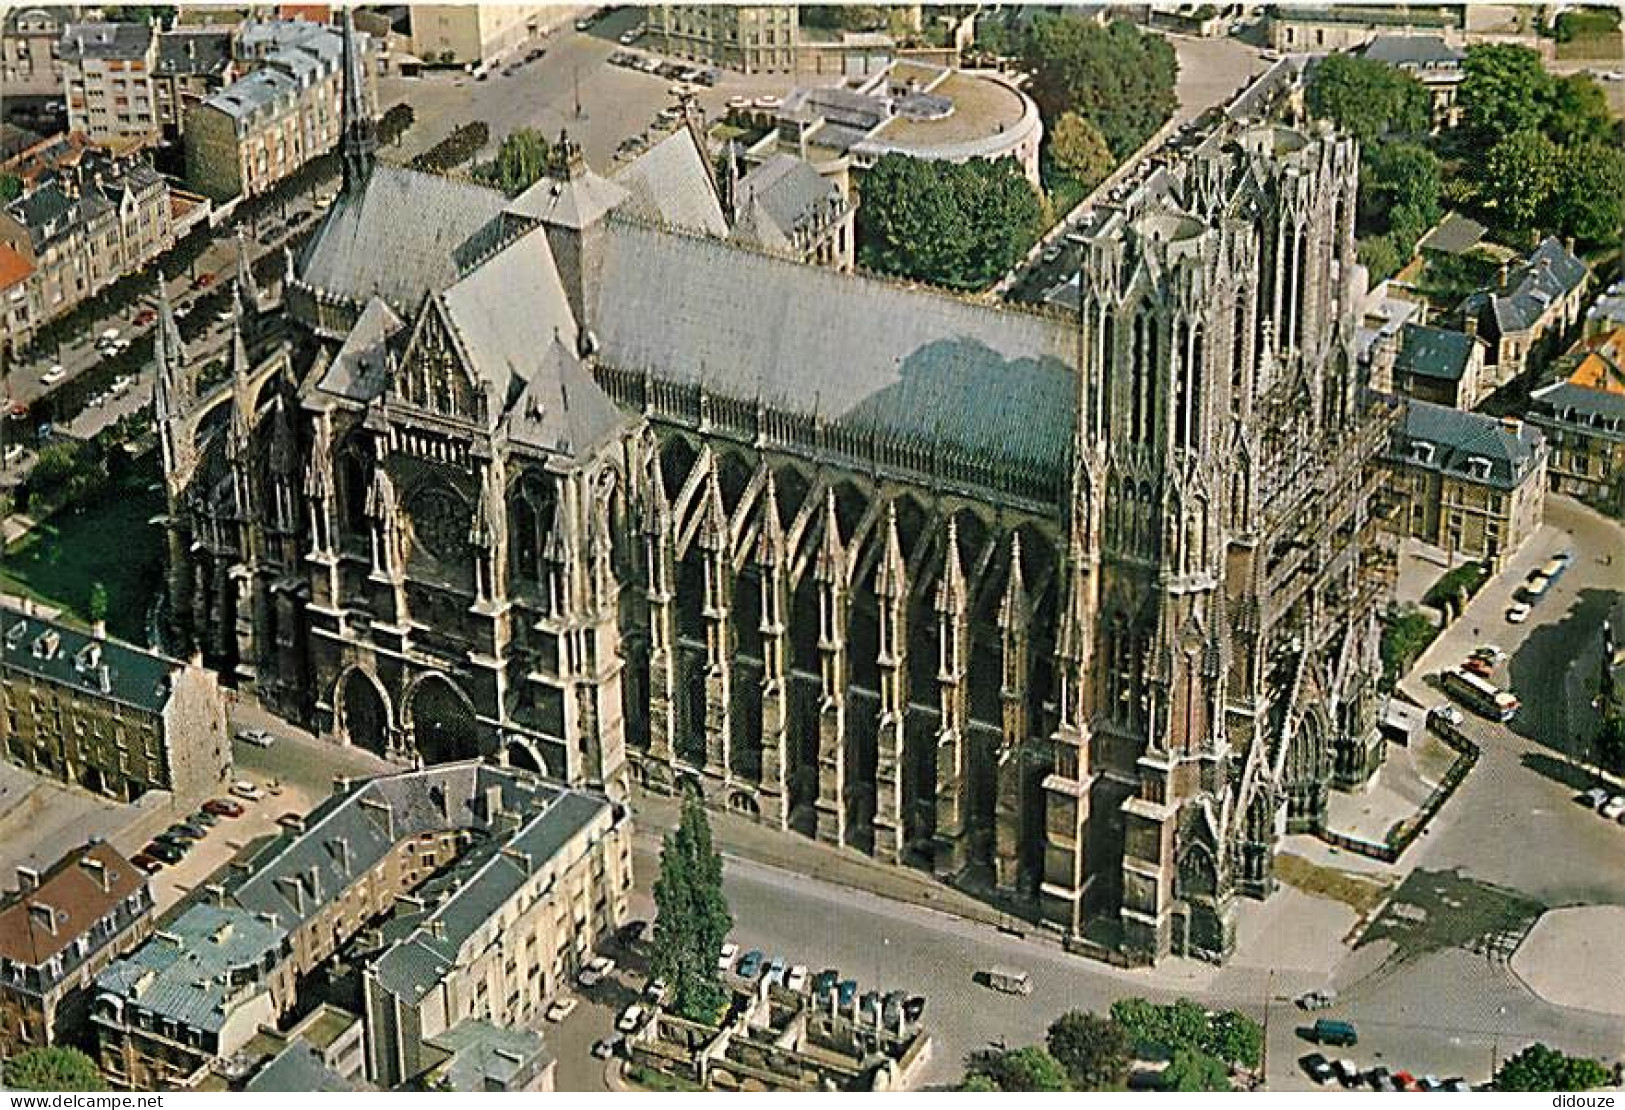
[339,668,390,756]
[409,674,485,765]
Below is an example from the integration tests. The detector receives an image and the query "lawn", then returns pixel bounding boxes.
[1273,852,1392,917]
[0,457,165,642]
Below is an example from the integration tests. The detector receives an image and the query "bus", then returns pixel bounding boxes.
[1442,668,1519,722]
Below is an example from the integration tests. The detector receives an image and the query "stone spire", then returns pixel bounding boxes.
[935,516,967,619]
[756,472,786,566]
[340,5,376,192]
[876,502,905,601]
[153,276,187,395]
[998,532,1028,634]
[815,488,844,585]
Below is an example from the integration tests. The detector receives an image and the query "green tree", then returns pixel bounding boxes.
[798,5,886,32]
[1305,53,1431,142]
[1048,112,1115,191]
[1357,234,1405,284]
[1110,996,1211,1054]
[1359,142,1441,251]
[1162,1048,1231,1091]
[1493,1044,1611,1091]
[1480,128,1561,235]
[1204,1009,1263,1070]
[1552,142,1625,247]
[1046,1010,1131,1090]
[650,794,732,1024]
[0,173,21,202]
[2,1047,109,1091]
[1459,44,1552,144]
[1597,713,1625,775]
[1021,16,1178,158]
[378,103,416,146]
[474,128,551,196]
[1545,73,1616,148]
[88,582,109,625]
[857,153,1043,290]
[962,1046,1072,1091]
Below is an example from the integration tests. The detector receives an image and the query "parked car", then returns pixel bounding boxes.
[230,780,266,801]
[1441,1077,1471,1091]
[192,273,215,289]
[718,941,739,972]
[726,95,751,111]
[736,949,764,979]
[1506,602,1531,624]
[131,853,163,874]
[545,996,579,1022]
[1430,704,1464,728]
[1310,1018,1358,1047]
[1472,645,1509,664]
[1295,988,1337,1011]
[836,979,857,1009]
[753,95,782,110]
[644,977,669,1004]
[1393,1070,1420,1092]
[765,956,787,985]
[813,969,839,999]
[618,27,643,44]
[1601,795,1625,821]
[191,810,219,826]
[1462,656,1493,679]
[99,327,121,345]
[785,965,809,992]
[858,990,882,1023]
[41,364,66,384]
[1582,787,1611,810]
[881,990,907,1026]
[133,308,157,326]
[236,727,274,748]
[1300,1052,1335,1084]
[153,835,191,856]
[1365,1066,1392,1089]
[1334,1059,1361,1087]
[616,1003,645,1033]
[166,822,206,841]
[903,995,926,1023]
[575,17,594,31]
[579,954,617,987]
[591,1035,624,1059]
[145,841,184,864]
[204,798,245,818]
[982,965,1033,995]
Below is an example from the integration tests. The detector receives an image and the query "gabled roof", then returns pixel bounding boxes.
[503,333,630,461]
[612,127,727,237]
[1361,34,1463,69]
[318,296,403,400]
[1395,322,1479,382]
[297,164,508,314]
[1460,237,1588,336]
[590,218,1077,481]
[731,153,840,252]
[1416,211,1485,257]
[506,166,628,229]
[0,842,146,969]
[1392,400,1545,491]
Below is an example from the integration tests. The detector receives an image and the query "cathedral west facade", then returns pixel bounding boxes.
[155,21,1394,965]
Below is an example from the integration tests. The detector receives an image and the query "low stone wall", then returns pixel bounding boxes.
[1316,717,1479,864]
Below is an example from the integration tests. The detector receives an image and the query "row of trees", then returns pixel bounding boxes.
[960,998,1261,1092]
[1305,45,1624,280]
[409,122,492,175]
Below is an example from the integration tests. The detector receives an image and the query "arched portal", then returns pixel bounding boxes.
[407,673,485,765]
[506,739,545,775]
[338,667,390,755]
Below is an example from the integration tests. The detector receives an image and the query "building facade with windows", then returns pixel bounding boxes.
[93,762,627,1090]
[648,5,799,74]
[1,6,67,98]
[0,842,155,1059]
[59,21,163,149]
[408,4,553,67]
[1528,327,1625,518]
[0,604,230,803]
[1457,237,1590,389]
[1384,401,1547,563]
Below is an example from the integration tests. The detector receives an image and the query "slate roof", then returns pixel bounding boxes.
[245,1040,359,1092]
[1,605,179,714]
[1361,34,1463,69]
[1417,212,1485,257]
[426,1020,550,1093]
[612,127,728,237]
[1530,379,1625,435]
[1460,237,1587,336]
[319,296,404,400]
[590,218,1077,479]
[0,842,146,968]
[731,153,840,252]
[297,164,509,314]
[156,28,234,77]
[1393,400,1545,491]
[503,333,632,460]
[506,166,628,230]
[1395,323,1479,382]
[59,21,153,60]
[371,789,608,1000]
[95,904,285,1033]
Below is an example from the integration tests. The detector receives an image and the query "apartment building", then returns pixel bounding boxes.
[0,604,230,804]
[1385,401,1548,564]
[184,19,375,200]
[153,27,238,140]
[1458,237,1590,389]
[0,152,172,350]
[1,6,68,98]
[647,5,799,74]
[94,763,628,1090]
[409,5,552,68]
[1528,327,1625,517]
[58,21,163,150]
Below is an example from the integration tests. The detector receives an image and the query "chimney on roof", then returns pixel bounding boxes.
[1498,262,1509,290]
[98,663,112,694]
[427,917,446,940]
[1464,315,1477,339]
[481,784,504,825]
[28,902,58,937]
[1566,236,1575,256]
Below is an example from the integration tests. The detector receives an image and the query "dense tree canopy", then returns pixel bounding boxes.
[1481,128,1561,235]
[1020,16,1178,159]
[1493,1044,1611,1091]
[1553,143,1625,247]
[1048,112,1115,191]
[857,153,1044,290]
[1046,1010,1131,1090]
[474,128,551,196]
[0,173,21,203]
[1305,53,1431,142]
[961,1046,1072,1091]
[2,1048,108,1091]
[1109,997,1263,1070]
[650,795,732,1023]
[1459,44,1553,142]
[1162,1048,1232,1091]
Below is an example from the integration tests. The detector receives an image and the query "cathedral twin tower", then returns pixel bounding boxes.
[155,32,1389,964]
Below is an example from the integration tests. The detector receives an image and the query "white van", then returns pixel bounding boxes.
[983,966,1032,995]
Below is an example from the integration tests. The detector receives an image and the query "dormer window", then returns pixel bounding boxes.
[1409,441,1435,465]
[1466,456,1492,481]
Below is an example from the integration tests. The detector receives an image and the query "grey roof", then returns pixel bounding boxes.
[1417,212,1486,257]
[732,154,840,251]
[590,218,1077,480]
[1460,237,1588,335]
[59,21,153,60]
[319,297,404,400]
[1587,282,1625,329]
[613,128,728,237]
[95,904,284,1033]
[245,1040,359,1092]
[298,164,509,314]
[202,27,344,122]
[1392,400,1546,491]
[506,166,629,230]
[1529,379,1625,436]
[503,333,632,460]
[371,789,608,1000]
[1361,34,1463,69]
[1395,323,1478,382]
[156,28,233,77]
[426,1020,550,1092]
[1,605,179,714]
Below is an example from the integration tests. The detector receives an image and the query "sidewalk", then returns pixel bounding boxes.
[1324,734,1460,844]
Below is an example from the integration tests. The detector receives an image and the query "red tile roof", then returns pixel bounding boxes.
[0,842,147,968]
[0,242,34,292]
